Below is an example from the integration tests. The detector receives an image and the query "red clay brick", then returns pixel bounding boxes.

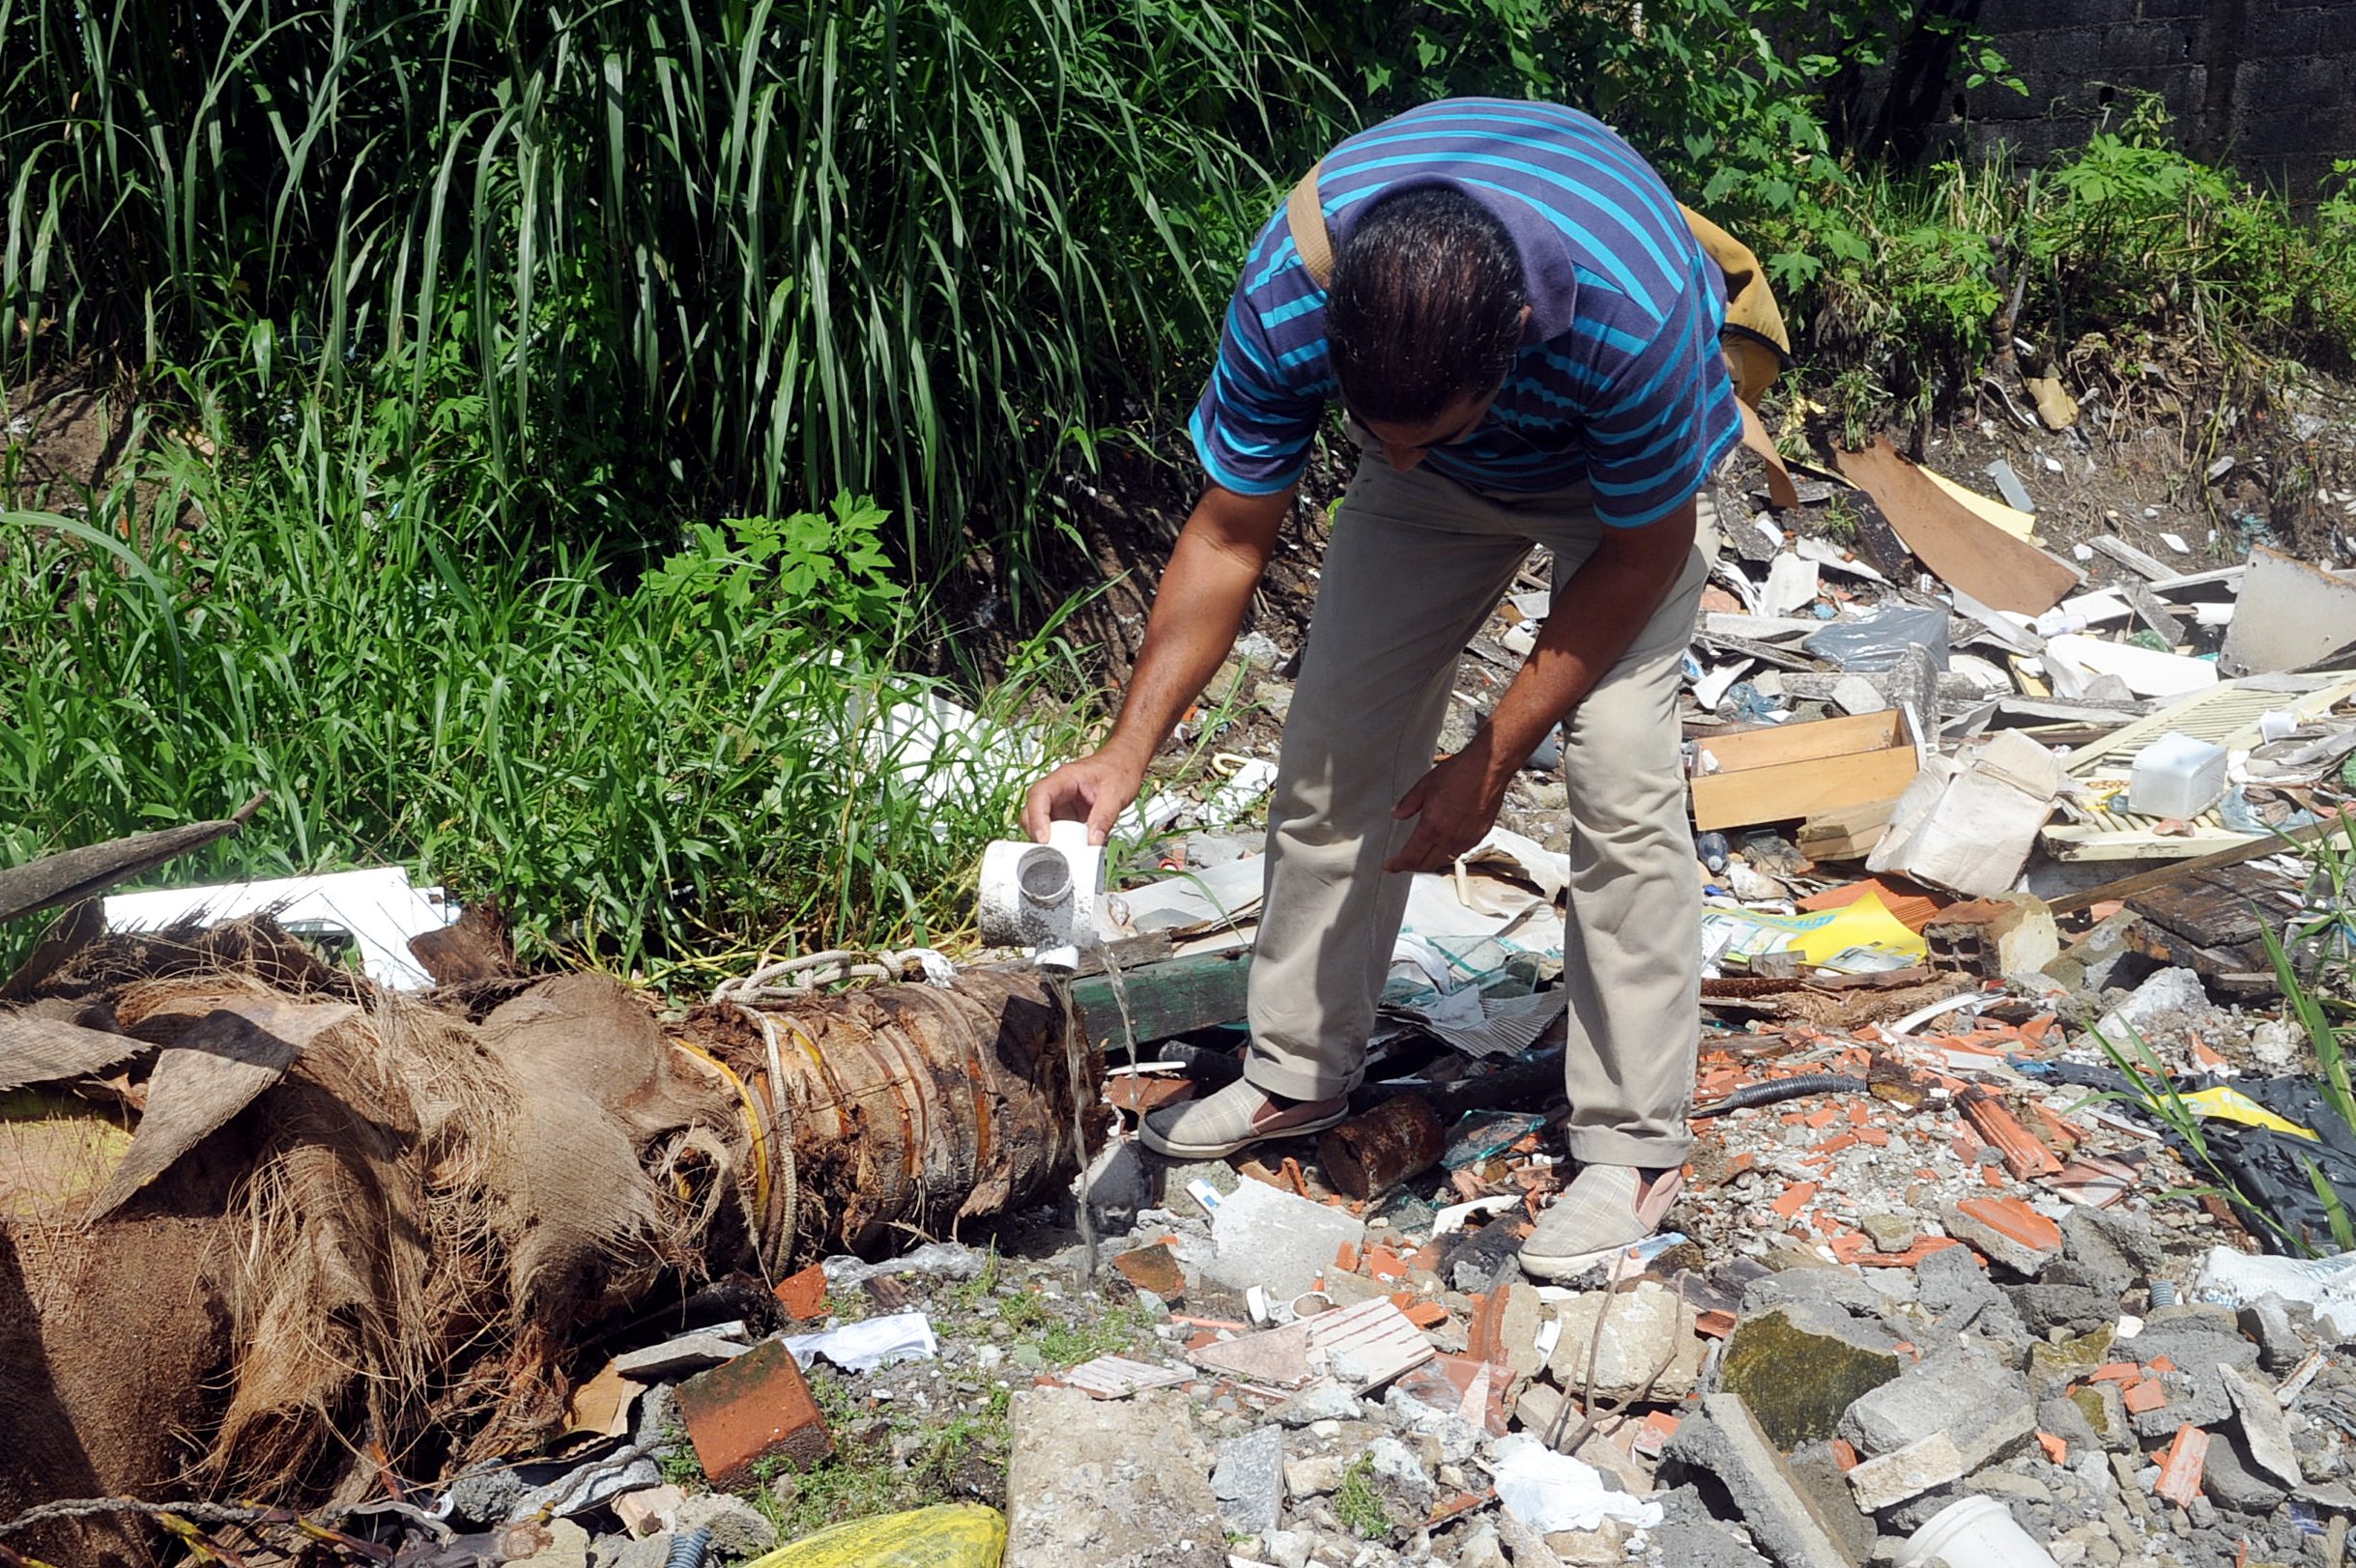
[2038,1431,2069,1465]
[675,1339,832,1487]
[2123,1379,2167,1415]
[1770,1182,1819,1220]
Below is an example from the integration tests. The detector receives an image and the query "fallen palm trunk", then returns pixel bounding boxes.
[684,968,1106,1257]
[0,904,1095,1563]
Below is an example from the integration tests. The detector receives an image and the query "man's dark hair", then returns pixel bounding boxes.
[1326,185,1528,428]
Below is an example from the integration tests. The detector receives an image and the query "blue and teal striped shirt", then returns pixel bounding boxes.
[1190,98,1740,528]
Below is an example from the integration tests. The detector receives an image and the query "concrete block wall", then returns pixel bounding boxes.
[1870,0,2356,199]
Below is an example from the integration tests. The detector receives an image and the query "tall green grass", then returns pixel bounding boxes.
[2,0,1357,592]
[0,417,1094,976]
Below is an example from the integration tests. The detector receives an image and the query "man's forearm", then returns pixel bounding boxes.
[1100,487,1290,769]
[1467,502,1698,780]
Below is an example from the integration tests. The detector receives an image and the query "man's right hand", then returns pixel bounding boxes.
[1020,481,1291,848]
[1022,751,1147,845]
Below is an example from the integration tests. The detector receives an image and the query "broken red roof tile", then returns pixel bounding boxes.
[1954,1194,2063,1255]
[1961,1089,2063,1180]
[2156,1425,2209,1507]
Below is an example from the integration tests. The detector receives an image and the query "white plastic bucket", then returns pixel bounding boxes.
[1893,1497,2062,1568]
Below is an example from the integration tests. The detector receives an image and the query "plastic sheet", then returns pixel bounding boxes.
[746,1503,1005,1568]
[1801,605,1950,672]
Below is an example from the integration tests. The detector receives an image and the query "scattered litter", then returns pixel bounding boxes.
[2194,1247,2356,1337]
[782,1312,939,1374]
[1492,1440,1664,1532]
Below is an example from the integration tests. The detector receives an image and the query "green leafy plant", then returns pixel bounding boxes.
[1334,1455,1390,1538]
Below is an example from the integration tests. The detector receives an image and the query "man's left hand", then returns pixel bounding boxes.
[1385,748,1511,873]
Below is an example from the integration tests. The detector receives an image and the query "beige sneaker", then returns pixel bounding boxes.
[1139,1076,1350,1159]
[1518,1164,1683,1281]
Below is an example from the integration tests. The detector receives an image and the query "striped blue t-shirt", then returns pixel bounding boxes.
[1190,98,1741,528]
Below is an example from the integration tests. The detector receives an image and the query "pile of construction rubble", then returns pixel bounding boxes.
[14,429,2356,1568]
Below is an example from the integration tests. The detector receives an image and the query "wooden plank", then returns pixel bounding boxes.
[1069,950,1252,1057]
[2090,534,2174,582]
[1797,798,1900,862]
[1694,710,1906,774]
[1835,438,2078,614]
[1691,746,1921,832]
[2145,565,2244,596]
[2046,813,2352,917]
[1798,798,1900,837]
[1795,824,1889,862]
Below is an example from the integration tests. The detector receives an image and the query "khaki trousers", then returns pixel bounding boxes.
[1243,449,1717,1167]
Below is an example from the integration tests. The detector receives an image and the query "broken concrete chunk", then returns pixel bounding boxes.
[1719,1303,1904,1452]
[1838,1346,2034,1471]
[610,1327,751,1380]
[2027,1326,2117,1392]
[2201,1430,2291,1516]
[1846,1430,1967,1512]
[1006,1386,1224,1568]
[1212,1425,1284,1538]
[1269,1379,1364,1428]
[1544,1281,1707,1402]
[1492,1281,1550,1381]
[1660,1393,1858,1568]
[1207,1178,1367,1304]
[2220,1363,2303,1490]
[1858,1212,1917,1255]
[2069,1382,2134,1450]
[1364,1433,1438,1518]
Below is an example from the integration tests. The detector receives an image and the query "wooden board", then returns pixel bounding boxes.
[1693,710,1907,773]
[1691,746,1921,832]
[1797,798,1900,862]
[1835,438,2078,614]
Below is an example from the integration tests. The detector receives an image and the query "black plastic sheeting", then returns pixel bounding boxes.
[2042,1061,2356,1255]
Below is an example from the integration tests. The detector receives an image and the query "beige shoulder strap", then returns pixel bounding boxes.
[1286,162,1335,289]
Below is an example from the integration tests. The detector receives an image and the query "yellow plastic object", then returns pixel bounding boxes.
[1701,891,1931,974]
[744,1504,1006,1568]
[2179,1086,2319,1141]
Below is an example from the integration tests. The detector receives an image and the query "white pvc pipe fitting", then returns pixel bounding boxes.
[1894,1497,2062,1568]
[976,818,1105,971]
